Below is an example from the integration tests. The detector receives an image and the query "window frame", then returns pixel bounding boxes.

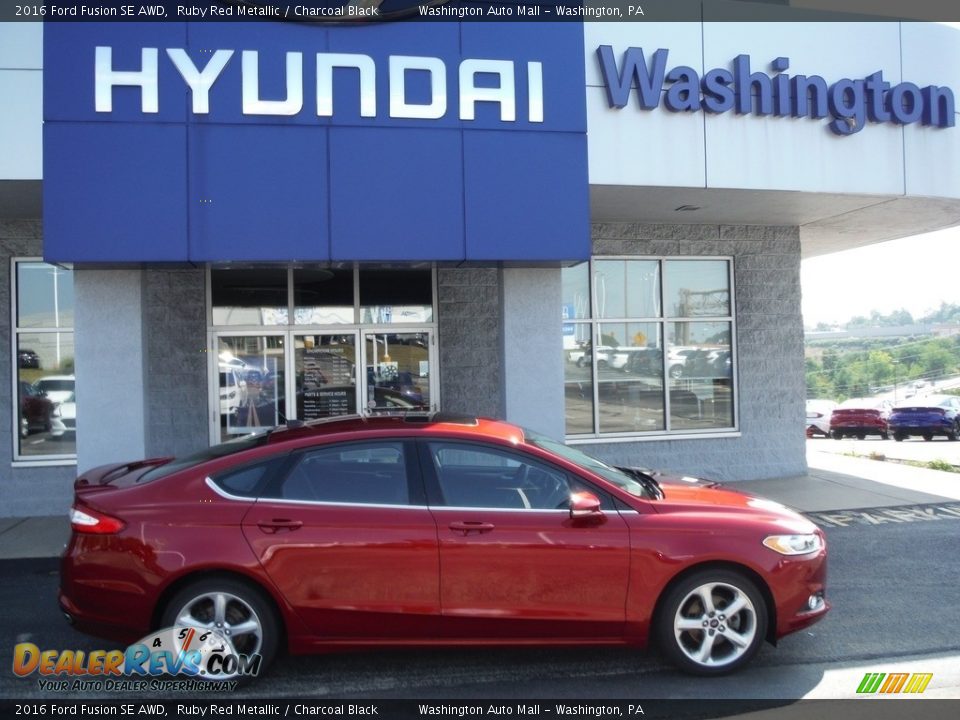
[10,256,77,466]
[564,256,740,443]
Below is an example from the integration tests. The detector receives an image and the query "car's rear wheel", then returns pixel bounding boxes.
[923,433,933,442]
[656,570,768,676]
[831,430,843,440]
[894,433,906,442]
[856,433,866,440]
[161,578,280,680]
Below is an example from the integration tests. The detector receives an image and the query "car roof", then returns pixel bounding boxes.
[262,413,526,447]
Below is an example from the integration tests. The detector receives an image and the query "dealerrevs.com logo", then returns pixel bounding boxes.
[12,626,261,692]
[856,672,934,694]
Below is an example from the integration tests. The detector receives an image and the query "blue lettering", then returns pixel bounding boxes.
[733,54,773,116]
[124,644,150,676]
[597,46,955,136]
[890,82,924,124]
[922,85,955,127]
[596,45,667,110]
[701,69,734,113]
[664,65,700,112]
[828,79,866,135]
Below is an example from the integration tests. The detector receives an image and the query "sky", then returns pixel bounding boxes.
[800,21,960,329]
[800,226,960,327]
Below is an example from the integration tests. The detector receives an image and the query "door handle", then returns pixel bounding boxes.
[257,519,303,534]
[449,521,495,535]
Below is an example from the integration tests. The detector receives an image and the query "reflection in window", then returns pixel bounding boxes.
[294,268,354,324]
[275,442,410,505]
[665,260,730,317]
[359,269,433,324]
[211,268,288,326]
[429,442,572,510]
[14,260,76,460]
[563,258,734,438]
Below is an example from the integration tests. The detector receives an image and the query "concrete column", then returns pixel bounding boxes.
[74,269,146,472]
[502,267,565,441]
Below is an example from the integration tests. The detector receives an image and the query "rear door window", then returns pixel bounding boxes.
[267,441,413,506]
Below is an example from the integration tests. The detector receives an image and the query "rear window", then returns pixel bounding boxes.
[139,433,269,483]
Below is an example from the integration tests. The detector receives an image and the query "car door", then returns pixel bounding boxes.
[242,439,440,638]
[420,440,631,639]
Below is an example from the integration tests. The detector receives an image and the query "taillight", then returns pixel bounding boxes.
[69,506,126,535]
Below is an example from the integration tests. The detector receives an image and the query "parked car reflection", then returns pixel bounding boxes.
[19,381,54,439]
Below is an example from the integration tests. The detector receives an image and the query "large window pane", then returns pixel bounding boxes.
[217,335,286,441]
[211,268,288,326]
[294,268,354,325]
[594,260,660,319]
[17,332,75,457]
[359,269,433,324]
[564,324,594,435]
[597,323,664,433]
[364,332,430,412]
[664,260,730,317]
[17,263,74,329]
[562,263,590,321]
[668,322,733,430]
[295,334,358,420]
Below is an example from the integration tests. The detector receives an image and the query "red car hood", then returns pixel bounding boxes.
[646,472,816,531]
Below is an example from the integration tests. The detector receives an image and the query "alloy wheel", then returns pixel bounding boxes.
[672,581,758,670]
[173,591,264,661]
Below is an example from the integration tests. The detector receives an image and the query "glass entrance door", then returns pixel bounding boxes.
[294,333,359,420]
[361,331,432,413]
[215,334,287,443]
[211,330,435,443]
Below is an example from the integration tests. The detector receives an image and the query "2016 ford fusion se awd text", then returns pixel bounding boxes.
[60,414,828,677]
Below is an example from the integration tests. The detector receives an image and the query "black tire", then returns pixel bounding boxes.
[655,569,768,676]
[923,434,933,442]
[832,430,843,440]
[949,422,959,442]
[894,433,905,442]
[856,433,866,440]
[880,432,889,441]
[160,577,280,681]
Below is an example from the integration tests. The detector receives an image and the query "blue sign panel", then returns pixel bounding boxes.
[43,21,589,264]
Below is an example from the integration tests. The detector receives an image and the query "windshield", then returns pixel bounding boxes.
[139,433,269,482]
[524,430,655,500]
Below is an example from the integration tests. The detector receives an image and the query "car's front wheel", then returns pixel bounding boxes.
[160,577,280,680]
[656,569,768,676]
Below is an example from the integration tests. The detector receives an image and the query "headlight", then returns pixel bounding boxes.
[763,534,823,556]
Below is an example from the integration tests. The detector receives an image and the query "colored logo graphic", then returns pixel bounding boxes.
[12,626,261,682]
[856,672,933,694]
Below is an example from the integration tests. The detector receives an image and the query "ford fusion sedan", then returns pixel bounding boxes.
[889,395,960,441]
[60,414,828,678]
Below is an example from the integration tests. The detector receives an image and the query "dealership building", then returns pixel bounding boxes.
[2,11,959,517]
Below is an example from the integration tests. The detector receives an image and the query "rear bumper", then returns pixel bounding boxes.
[890,423,952,436]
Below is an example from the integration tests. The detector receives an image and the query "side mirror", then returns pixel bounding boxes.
[569,491,602,519]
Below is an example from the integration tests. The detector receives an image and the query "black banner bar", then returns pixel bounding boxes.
[2,700,960,720]
[3,1,960,23]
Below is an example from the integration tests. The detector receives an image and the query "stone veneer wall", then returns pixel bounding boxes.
[580,223,806,482]
[142,268,208,460]
[1,220,75,516]
[437,267,505,419]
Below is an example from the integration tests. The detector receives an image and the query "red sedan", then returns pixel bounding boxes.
[60,414,828,678]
